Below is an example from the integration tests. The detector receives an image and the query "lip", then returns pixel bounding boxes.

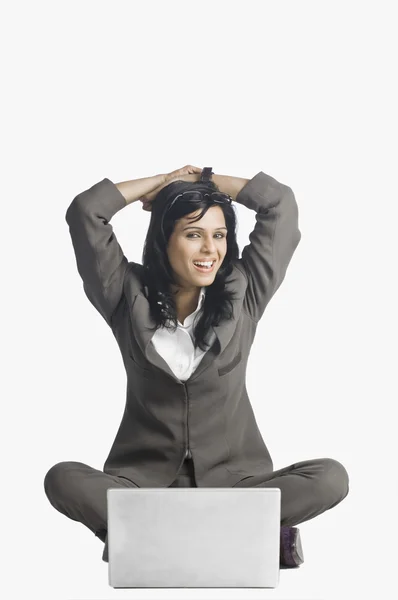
[194,258,217,262]
[193,260,216,273]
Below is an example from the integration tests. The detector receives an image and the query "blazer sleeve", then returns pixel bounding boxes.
[234,171,301,323]
[65,177,129,327]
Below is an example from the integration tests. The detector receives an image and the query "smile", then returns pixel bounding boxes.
[193,260,216,273]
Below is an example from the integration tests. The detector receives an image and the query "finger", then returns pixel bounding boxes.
[185,165,202,174]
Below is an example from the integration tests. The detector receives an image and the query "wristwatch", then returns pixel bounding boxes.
[200,167,213,183]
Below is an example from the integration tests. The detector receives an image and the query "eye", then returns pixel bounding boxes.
[186,233,225,239]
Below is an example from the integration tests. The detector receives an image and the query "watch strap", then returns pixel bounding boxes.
[200,167,213,183]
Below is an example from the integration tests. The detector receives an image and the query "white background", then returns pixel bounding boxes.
[2,1,397,599]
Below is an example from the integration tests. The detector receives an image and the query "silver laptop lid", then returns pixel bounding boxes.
[107,488,281,589]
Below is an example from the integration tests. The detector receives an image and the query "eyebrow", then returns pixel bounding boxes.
[182,226,228,231]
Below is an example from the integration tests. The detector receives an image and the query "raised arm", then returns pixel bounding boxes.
[219,171,301,323]
[65,178,130,327]
[66,173,171,326]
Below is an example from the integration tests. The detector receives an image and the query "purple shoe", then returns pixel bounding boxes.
[280,526,304,568]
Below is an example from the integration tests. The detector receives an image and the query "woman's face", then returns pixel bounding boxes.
[166,206,228,292]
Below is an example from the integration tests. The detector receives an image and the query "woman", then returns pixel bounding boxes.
[44,165,349,568]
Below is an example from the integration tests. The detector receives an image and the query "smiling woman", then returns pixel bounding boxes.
[44,165,349,570]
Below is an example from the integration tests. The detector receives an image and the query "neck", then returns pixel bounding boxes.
[170,283,202,298]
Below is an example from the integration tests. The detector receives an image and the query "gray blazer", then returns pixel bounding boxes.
[65,171,301,488]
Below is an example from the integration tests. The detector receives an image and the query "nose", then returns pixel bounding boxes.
[201,237,217,254]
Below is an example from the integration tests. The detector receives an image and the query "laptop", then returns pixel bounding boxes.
[107,487,281,588]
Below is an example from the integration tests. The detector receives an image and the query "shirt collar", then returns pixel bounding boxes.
[190,286,206,316]
[177,287,206,328]
[198,286,206,309]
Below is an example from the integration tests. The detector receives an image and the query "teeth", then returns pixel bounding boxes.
[194,261,214,268]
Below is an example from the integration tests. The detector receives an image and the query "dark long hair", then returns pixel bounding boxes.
[141,179,241,351]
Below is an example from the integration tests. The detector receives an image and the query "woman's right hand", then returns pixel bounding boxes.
[139,165,202,212]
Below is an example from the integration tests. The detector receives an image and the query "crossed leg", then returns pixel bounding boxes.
[234,457,350,526]
[43,458,196,562]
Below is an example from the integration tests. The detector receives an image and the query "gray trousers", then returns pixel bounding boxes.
[43,456,349,562]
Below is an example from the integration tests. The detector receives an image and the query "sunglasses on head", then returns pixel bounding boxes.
[166,190,233,213]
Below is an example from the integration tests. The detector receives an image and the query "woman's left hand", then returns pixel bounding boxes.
[164,165,202,183]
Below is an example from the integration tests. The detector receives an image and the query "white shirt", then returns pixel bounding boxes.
[150,286,215,460]
[151,286,208,382]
